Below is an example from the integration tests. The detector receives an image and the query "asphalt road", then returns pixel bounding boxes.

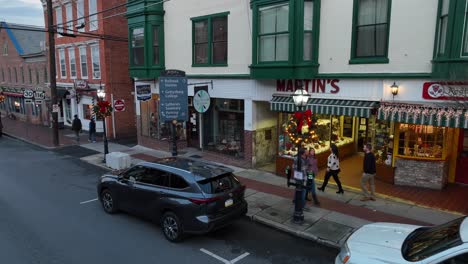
[0,136,338,264]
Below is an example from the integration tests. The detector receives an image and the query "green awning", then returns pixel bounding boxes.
[270,95,378,118]
[377,102,467,129]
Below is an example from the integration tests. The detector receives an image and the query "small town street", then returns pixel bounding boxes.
[0,136,337,264]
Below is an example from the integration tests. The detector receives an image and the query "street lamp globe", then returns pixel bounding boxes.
[97,88,106,99]
[292,88,310,108]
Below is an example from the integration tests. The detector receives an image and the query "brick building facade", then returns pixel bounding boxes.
[0,22,49,126]
[41,0,136,139]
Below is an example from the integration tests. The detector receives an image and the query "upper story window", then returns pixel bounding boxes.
[79,46,88,78]
[131,27,144,66]
[8,68,11,82]
[20,66,24,83]
[28,67,32,83]
[258,4,289,62]
[436,0,450,56]
[192,12,228,66]
[36,69,40,84]
[461,1,468,56]
[68,48,77,78]
[153,26,160,65]
[14,67,17,83]
[303,0,313,61]
[2,42,7,55]
[65,3,73,34]
[350,0,391,64]
[88,0,98,31]
[44,66,48,82]
[91,45,100,79]
[1,68,4,82]
[56,7,63,37]
[59,49,66,78]
[76,0,85,32]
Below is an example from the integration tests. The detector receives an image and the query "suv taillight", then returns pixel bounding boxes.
[189,197,221,205]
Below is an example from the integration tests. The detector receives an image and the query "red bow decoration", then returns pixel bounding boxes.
[294,109,313,133]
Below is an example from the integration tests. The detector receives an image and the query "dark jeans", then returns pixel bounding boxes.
[320,170,343,192]
[305,178,320,204]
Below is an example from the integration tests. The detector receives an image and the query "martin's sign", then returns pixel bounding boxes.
[276,79,340,94]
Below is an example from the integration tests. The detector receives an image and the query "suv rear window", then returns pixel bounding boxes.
[197,173,240,194]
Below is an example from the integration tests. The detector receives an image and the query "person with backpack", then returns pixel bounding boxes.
[305,148,320,205]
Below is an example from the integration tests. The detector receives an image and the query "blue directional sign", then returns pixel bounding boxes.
[159,76,188,122]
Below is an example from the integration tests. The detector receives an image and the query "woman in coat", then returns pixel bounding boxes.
[305,148,320,205]
[318,144,344,194]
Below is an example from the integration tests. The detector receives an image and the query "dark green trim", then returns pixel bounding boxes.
[191,12,230,67]
[349,57,390,64]
[350,0,392,63]
[126,0,165,79]
[186,74,251,79]
[432,0,468,80]
[250,0,321,79]
[190,11,230,21]
[316,72,431,79]
[462,7,468,56]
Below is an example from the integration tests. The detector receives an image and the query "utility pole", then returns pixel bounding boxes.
[47,0,59,146]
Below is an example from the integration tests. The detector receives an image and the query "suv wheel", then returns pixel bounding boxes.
[101,189,117,214]
[161,212,184,242]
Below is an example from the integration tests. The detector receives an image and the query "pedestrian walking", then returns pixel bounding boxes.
[318,144,344,194]
[88,118,96,143]
[305,148,320,205]
[71,115,82,143]
[292,148,308,208]
[0,114,3,138]
[361,143,377,201]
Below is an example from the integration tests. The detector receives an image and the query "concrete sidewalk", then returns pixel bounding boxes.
[77,142,462,249]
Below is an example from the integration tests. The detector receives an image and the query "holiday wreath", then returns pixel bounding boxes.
[285,109,318,145]
[93,100,113,119]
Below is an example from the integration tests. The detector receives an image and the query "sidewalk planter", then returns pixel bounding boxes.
[394,158,449,190]
[375,163,395,184]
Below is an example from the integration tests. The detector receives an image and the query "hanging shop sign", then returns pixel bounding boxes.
[193,89,211,113]
[136,84,151,101]
[276,79,340,94]
[422,82,468,100]
[74,79,89,90]
[159,70,188,122]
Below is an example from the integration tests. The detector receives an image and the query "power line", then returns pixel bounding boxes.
[55,1,127,28]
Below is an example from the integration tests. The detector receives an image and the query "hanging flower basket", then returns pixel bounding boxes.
[93,100,113,119]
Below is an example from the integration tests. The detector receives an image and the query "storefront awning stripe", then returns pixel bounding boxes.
[377,103,467,129]
[270,95,378,118]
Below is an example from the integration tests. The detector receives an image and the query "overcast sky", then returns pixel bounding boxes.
[0,0,45,27]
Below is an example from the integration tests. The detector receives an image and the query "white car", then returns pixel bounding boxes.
[336,216,468,264]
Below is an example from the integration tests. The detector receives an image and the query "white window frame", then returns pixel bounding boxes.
[76,0,85,32]
[68,48,77,79]
[91,45,100,79]
[56,7,63,37]
[88,0,98,31]
[65,3,73,34]
[79,46,88,79]
[59,49,66,78]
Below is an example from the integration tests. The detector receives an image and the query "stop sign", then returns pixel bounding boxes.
[113,99,125,112]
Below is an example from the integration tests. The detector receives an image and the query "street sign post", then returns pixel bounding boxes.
[113,99,125,112]
[23,89,34,99]
[159,70,188,156]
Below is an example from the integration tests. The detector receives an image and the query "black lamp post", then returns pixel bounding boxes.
[97,87,109,163]
[290,83,310,224]
[171,119,178,156]
[0,92,4,137]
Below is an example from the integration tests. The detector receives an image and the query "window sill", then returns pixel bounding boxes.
[192,64,228,67]
[349,57,389,64]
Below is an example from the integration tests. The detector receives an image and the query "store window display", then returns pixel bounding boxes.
[278,113,355,157]
[397,124,447,159]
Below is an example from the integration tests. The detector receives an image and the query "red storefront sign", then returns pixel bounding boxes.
[422,82,468,100]
[276,79,340,94]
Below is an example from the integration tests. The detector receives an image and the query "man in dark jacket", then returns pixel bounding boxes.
[361,143,376,201]
[71,115,82,143]
[88,118,96,143]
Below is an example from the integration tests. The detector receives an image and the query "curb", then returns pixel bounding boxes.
[3,132,64,150]
[251,214,341,249]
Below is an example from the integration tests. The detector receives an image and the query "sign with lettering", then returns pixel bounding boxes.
[276,79,340,94]
[23,89,34,98]
[159,73,188,122]
[113,99,125,112]
[422,82,468,100]
[34,91,45,100]
[136,84,151,101]
[74,79,89,90]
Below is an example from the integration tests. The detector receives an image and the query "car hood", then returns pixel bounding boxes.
[346,223,421,263]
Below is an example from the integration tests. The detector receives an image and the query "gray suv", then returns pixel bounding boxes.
[97,157,248,242]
